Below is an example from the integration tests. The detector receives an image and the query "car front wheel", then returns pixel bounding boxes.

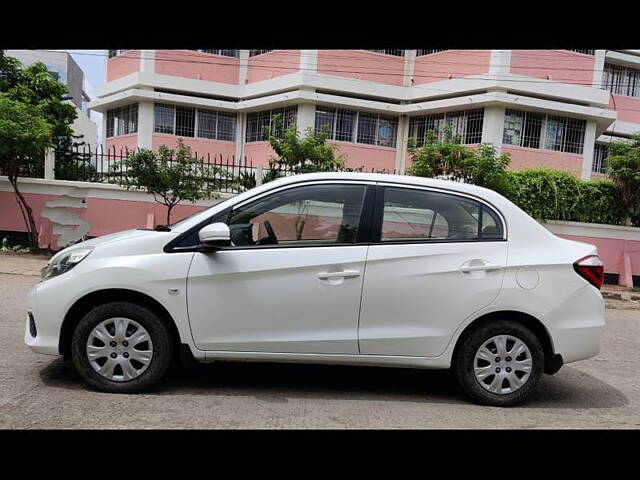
[453,320,544,406]
[71,302,173,393]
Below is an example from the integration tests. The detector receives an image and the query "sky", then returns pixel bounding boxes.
[67,50,106,140]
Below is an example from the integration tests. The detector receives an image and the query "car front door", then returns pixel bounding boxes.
[358,184,508,357]
[187,181,373,354]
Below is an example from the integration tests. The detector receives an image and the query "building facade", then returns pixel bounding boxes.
[88,49,640,178]
[7,50,99,148]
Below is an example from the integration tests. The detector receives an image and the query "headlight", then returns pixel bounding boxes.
[41,247,94,281]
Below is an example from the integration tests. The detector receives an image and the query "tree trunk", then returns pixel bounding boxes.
[9,176,40,251]
[166,205,173,225]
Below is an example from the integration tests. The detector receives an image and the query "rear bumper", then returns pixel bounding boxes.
[543,284,605,364]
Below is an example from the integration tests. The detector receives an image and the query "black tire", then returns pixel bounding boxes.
[71,302,174,393]
[453,320,544,407]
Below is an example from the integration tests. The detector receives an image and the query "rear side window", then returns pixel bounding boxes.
[379,187,503,242]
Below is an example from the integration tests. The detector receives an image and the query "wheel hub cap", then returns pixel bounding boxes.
[473,335,532,395]
[86,318,153,382]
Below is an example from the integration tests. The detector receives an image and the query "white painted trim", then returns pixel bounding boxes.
[593,50,606,88]
[480,105,506,151]
[605,50,640,68]
[581,120,597,180]
[0,176,233,207]
[604,120,640,136]
[139,50,154,73]
[238,50,249,85]
[489,50,511,75]
[543,220,640,242]
[136,100,154,149]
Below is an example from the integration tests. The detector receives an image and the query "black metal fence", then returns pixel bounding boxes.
[48,145,397,195]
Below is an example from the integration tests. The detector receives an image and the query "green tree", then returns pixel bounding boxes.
[0,96,53,249]
[264,114,346,179]
[0,51,88,181]
[407,126,511,190]
[606,133,640,226]
[117,140,221,225]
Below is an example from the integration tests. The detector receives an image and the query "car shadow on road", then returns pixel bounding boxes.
[39,358,628,408]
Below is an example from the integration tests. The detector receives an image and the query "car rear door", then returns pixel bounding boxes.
[358,183,508,357]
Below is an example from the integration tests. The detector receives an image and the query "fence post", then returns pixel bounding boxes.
[256,165,263,186]
[44,147,55,180]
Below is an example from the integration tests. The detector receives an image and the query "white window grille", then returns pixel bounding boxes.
[191,49,239,58]
[108,50,129,58]
[105,104,138,137]
[245,107,297,142]
[314,107,399,147]
[602,63,640,98]
[592,143,609,173]
[568,49,595,55]
[416,49,448,56]
[502,109,586,154]
[153,103,236,141]
[249,50,274,57]
[363,49,405,57]
[408,108,484,146]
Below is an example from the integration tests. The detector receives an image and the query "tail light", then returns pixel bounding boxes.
[573,255,605,290]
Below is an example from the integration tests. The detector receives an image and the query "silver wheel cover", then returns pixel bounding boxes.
[86,317,153,382]
[473,335,533,395]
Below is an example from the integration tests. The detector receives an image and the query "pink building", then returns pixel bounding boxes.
[89,49,640,177]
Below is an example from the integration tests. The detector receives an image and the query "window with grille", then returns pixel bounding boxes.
[503,109,586,154]
[105,104,138,137]
[416,49,448,56]
[314,107,399,147]
[602,63,640,98]
[249,50,274,57]
[191,49,239,58]
[363,49,405,57]
[108,50,129,58]
[592,143,609,173]
[245,107,297,142]
[153,103,236,141]
[408,108,484,146]
[568,49,595,55]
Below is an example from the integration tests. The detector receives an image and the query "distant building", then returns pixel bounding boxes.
[6,49,98,148]
[88,50,640,178]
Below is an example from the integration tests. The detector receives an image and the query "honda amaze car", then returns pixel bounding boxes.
[25,172,605,406]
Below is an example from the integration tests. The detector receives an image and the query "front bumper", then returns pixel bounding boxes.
[24,276,65,356]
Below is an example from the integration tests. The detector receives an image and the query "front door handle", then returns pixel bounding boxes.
[317,270,361,280]
[460,261,502,273]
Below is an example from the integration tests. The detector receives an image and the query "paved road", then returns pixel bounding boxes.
[1,272,639,429]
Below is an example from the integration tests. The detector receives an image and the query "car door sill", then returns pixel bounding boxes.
[203,350,451,369]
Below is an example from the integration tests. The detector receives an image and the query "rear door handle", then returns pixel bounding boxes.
[460,262,502,273]
[318,270,361,280]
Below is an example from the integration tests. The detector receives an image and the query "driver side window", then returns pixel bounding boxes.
[228,184,367,247]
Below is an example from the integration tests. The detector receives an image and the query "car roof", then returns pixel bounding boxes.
[267,172,502,202]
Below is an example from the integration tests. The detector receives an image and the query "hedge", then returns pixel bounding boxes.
[495,168,633,227]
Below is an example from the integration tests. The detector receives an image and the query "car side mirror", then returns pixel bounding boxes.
[198,223,231,251]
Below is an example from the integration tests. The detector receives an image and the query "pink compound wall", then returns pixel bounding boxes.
[317,50,405,86]
[247,50,300,83]
[502,146,584,175]
[152,135,237,161]
[2,190,638,285]
[510,50,595,85]
[414,50,491,85]
[106,51,140,82]
[154,50,239,84]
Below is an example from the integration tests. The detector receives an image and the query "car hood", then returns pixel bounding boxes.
[50,229,175,262]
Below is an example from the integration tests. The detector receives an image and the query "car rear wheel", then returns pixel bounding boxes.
[71,302,173,393]
[453,320,544,406]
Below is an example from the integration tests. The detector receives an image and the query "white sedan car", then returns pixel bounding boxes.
[25,172,605,406]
